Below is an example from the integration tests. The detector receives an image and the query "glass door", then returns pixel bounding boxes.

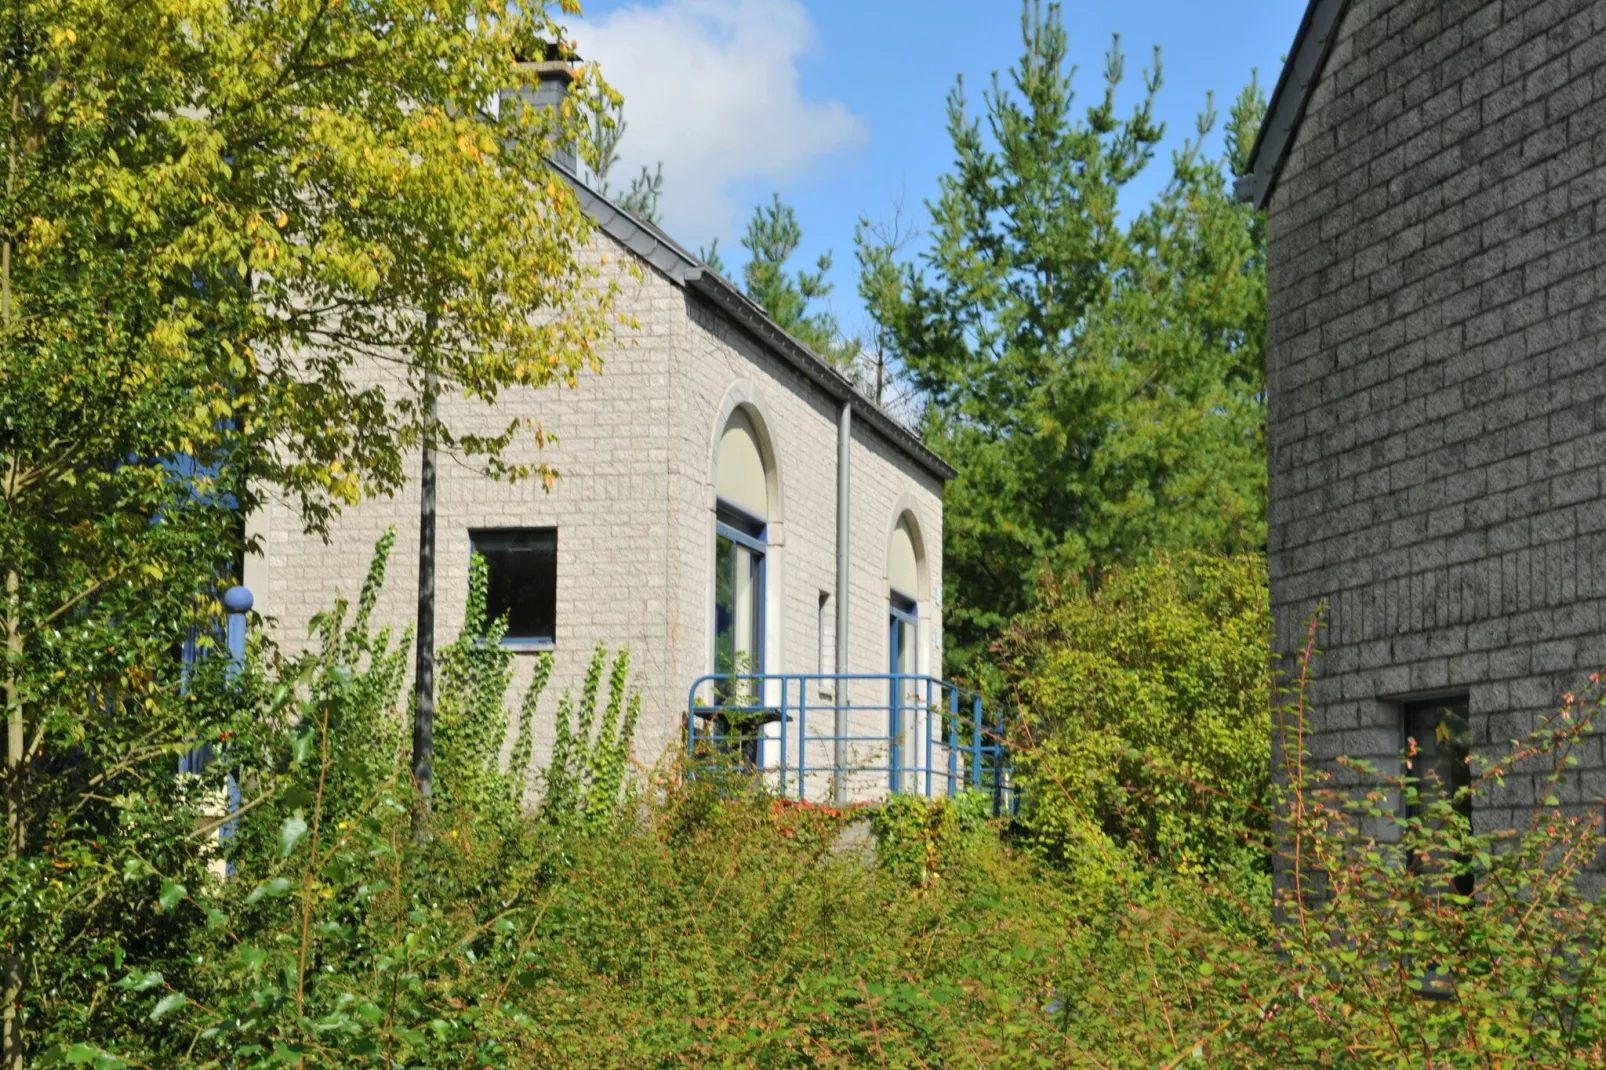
[888,595,917,792]
[713,506,765,717]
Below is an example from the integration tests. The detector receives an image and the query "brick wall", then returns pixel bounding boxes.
[1266,0,1606,860]
[246,229,944,787]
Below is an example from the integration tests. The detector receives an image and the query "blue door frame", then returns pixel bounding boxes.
[713,502,767,758]
[888,594,917,791]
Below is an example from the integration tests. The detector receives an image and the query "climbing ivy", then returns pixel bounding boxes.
[543,643,640,828]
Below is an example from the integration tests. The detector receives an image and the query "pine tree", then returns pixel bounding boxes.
[740,194,860,373]
[861,0,1267,681]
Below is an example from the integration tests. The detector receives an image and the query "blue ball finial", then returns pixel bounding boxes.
[223,586,255,614]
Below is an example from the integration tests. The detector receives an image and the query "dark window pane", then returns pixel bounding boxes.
[469,529,556,642]
[1404,697,1472,896]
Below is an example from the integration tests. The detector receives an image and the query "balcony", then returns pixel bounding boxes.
[686,673,1017,816]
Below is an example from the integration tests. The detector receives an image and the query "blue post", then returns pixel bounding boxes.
[796,680,807,800]
[889,676,900,795]
[947,689,959,797]
[991,702,1004,817]
[224,586,252,676]
[971,694,983,792]
[776,676,788,795]
[924,677,935,799]
[220,586,251,865]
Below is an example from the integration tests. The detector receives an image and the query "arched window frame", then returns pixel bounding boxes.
[708,392,783,696]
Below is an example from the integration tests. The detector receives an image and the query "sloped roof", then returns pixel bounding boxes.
[1234,0,1352,208]
[551,159,957,482]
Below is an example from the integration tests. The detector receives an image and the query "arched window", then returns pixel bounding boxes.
[887,516,919,677]
[714,410,768,687]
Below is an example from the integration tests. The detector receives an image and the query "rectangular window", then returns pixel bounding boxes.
[1402,696,1472,897]
[469,528,557,645]
[817,592,830,676]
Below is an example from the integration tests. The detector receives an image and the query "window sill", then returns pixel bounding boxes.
[493,638,555,653]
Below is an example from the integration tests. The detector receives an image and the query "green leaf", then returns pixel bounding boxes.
[291,726,315,764]
[157,880,187,913]
[150,992,187,1021]
[278,811,309,857]
[245,877,295,904]
[117,970,163,993]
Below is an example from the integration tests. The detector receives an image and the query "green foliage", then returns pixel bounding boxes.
[3,2,623,1058]
[868,791,993,886]
[18,546,1606,1065]
[543,642,640,828]
[432,553,518,821]
[1001,552,1271,878]
[860,1,1268,678]
[740,193,861,371]
[3,0,621,534]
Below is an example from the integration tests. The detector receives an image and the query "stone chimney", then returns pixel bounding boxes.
[509,41,580,173]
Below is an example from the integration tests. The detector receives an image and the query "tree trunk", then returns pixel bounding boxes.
[3,81,27,1070]
[411,368,438,839]
[3,568,24,1070]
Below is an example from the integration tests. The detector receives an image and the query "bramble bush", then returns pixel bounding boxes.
[15,538,1606,1066]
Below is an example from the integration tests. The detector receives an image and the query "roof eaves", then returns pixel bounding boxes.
[1234,0,1351,209]
[682,271,958,483]
[550,159,958,483]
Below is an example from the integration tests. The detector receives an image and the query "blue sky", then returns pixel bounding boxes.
[570,0,1306,339]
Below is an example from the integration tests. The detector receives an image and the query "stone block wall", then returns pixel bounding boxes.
[246,229,945,789]
[1266,0,1606,855]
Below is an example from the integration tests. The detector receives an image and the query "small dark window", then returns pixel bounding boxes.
[1403,696,1473,896]
[469,528,557,644]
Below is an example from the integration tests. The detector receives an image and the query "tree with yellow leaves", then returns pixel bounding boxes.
[0,1,620,1061]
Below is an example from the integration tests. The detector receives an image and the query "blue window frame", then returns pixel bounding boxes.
[714,502,765,697]
[888,593,918,791]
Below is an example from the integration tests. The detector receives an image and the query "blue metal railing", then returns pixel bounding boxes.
[686,673,1017,816]
[178,585,252,864]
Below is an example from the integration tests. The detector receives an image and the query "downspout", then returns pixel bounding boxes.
[834,399,851,803]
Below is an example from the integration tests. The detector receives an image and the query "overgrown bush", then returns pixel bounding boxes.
[868,790,992,886]
[21,538,1606,1067]
[999,551,1272,879]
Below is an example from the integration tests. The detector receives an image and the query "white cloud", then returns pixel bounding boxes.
[578,0,866,247]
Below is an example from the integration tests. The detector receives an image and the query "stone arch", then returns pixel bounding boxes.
[707,381,784,531]
[883,497,930,603]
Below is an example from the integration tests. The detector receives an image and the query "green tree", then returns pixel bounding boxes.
[998,552,1271,879]
[587,97,665,224]
[740,193,860,372]
[0,0,620,1060]
[860,1,1267,680]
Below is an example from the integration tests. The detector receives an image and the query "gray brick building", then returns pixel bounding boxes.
[1240,0,1606,840]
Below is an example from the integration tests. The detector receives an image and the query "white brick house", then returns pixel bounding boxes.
[243,126,955,785]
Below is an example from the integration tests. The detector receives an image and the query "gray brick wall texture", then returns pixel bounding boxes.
[245,229,945,791]
[1266,0,1606,864]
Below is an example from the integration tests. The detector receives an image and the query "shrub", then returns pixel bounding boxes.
[999,551,1272,878]
[868,790,992,886]
[26,541,1606,1067]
